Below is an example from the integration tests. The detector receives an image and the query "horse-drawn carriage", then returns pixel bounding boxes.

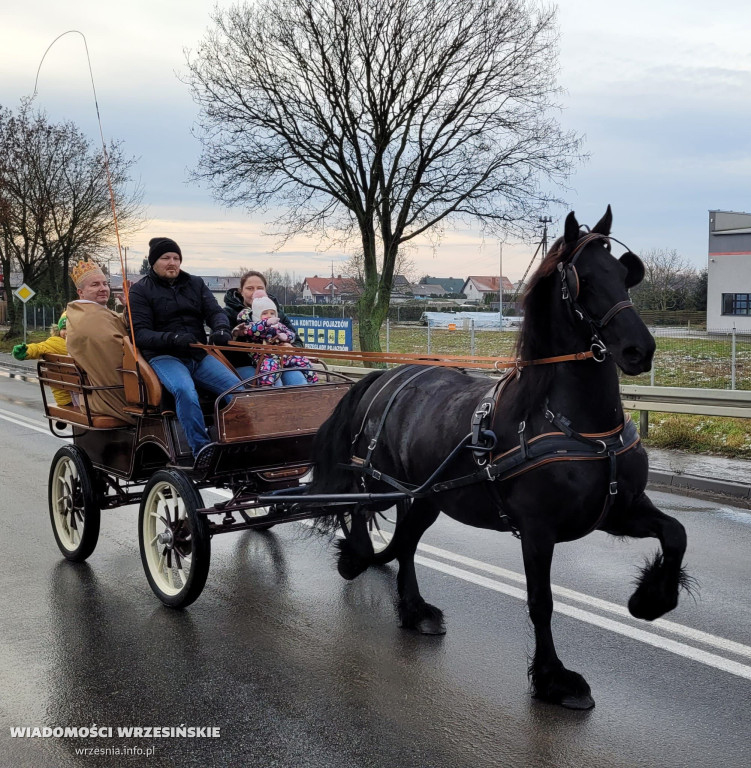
[37,208,693,709]
[39,339,361,607]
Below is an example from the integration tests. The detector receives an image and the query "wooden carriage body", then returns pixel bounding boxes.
[37,341,352,490]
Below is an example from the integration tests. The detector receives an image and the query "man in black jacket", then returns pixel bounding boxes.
[129,237,241,461]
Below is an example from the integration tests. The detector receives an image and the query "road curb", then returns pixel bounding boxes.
[0,367,38,383]
[648,469,751,506]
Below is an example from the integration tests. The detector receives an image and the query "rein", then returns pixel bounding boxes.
[223,342,599,371]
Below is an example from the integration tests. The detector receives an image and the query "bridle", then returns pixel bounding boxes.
[557,232,642,362]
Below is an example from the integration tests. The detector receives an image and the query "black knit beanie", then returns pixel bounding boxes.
[148,237,182,266]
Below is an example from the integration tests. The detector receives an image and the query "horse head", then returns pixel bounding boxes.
[551,206,655,375]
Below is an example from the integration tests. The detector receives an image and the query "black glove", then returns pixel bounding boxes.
[172,333,197,350]
[208,329,232,346]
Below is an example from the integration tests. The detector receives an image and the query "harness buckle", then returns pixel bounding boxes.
[368,438,378,451]
[485,466,495,481]
[475,402,492,418]
[590,339,607,362]
[609,481,618,496]
[518,420,526,434]
[372,469,382,481]
[595,439,607,454]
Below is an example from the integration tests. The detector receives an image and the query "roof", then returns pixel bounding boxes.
[410,283,446,296]
[421,277,465,294]
[303,275,360,296]
[462,275,514,293]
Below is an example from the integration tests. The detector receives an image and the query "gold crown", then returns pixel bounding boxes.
[70,260,105,288]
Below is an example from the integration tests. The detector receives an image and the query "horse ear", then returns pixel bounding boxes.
[591,205,613,236]
[564,212,580,244]
[620,251,644,288]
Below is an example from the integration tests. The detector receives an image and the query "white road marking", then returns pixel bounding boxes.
[0,407,55,436]
[414,555,751,681]
[417,542,751,661]
[291,517,751,679]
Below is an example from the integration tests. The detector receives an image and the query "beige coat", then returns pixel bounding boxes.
[65,301,135,424]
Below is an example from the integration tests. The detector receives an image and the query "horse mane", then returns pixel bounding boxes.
[509,235,573,420]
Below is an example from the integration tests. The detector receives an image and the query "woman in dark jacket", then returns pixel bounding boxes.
[223,271,307,386]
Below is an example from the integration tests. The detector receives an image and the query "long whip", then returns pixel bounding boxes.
[33,30,136,345]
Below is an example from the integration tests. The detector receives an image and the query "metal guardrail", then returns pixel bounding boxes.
[620,384,751,419]
[327,365,751,436]
[5,359,750,435]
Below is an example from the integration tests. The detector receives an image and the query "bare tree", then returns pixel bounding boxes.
[631,248,697,312]
[0,100,142,337]
[187,0,582,350]
[343,247,417,291]
[230,266,300,304]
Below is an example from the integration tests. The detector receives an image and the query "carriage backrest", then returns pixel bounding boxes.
[37,355,131,430]
[122,337,162,408]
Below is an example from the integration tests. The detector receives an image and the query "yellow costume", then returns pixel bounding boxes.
[23,336,72,406]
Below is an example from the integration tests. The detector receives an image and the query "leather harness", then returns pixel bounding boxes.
[343,232,644,538]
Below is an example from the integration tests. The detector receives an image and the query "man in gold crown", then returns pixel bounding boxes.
[64,259,135,424]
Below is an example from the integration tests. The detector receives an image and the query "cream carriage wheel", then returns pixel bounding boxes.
[138,470,211,608]
[48,445,101,562]
[338,504,404,555]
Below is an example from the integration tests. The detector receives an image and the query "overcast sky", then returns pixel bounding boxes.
[1,0,749,281]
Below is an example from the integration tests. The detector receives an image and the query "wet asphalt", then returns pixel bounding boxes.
[1,374,750,768]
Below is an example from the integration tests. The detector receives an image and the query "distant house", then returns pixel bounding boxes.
[409,283,446,299]
[460,276,514,303]
[420,276,465,295]
[389,274,414,301]
[301,275,360,304]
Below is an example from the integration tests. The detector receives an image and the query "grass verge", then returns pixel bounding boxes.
[631,412,751,459]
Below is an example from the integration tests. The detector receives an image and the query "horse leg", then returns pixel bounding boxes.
[522,533,595,710]
[392,499,444,635]
[336,505,377,580]
[602,492,689,621]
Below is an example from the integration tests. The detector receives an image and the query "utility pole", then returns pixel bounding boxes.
[539,216,552,258]
[499,242,503,329]
[331,260,335,304]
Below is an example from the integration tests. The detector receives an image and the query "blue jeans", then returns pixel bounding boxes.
[236,365,308,387]
[150,355,242,456]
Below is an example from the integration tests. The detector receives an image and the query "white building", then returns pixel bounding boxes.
[460,275,514,303]
[707,210,751,332]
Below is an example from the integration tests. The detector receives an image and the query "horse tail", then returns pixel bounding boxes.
[310,369,386,496]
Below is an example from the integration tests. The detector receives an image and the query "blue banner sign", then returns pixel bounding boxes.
[289,316,353,351]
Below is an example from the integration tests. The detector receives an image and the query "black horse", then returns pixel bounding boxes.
[310,207,690,709]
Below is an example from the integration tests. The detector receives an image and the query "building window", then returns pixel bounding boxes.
[722,293,751,315]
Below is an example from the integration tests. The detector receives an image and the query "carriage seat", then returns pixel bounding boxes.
[37,354,132,429]
[47,403,131,430]
[120,339,222,416]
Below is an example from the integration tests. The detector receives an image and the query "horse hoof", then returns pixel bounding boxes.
[336,540,368,580]
[398,601,445,634]
[560,694,595,710]
[628,591,676,622]
[415,617,446,635]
